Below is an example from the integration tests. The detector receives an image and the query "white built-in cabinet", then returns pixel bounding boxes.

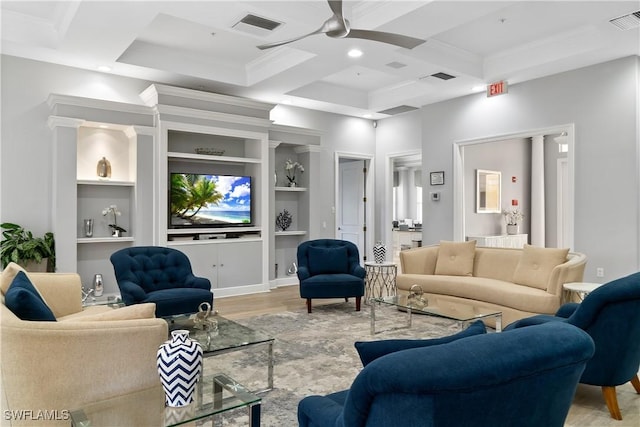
[269,125,321,286]
[141,84,273,297]
[48,85,322,297]
[48,95,155,295]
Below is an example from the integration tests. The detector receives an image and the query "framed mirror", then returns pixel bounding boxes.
[476,169,501,213]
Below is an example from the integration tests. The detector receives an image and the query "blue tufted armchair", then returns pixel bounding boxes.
[298,322,594,427]
[297,239,365,313]
[506,271,640,420]
[110,246,213,318]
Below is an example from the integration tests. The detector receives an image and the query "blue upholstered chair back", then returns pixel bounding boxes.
[297,239,362,280]
[564,271,640,386]
[111,246,197,293]
[299,322,594,427]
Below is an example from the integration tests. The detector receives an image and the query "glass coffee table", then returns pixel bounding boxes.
[370,294,502,334]
[167,314,274,393]
[70,373,260,427]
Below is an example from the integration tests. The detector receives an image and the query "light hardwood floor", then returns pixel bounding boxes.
[214,285,640,426]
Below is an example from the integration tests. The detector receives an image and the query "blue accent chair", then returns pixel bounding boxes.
[297,239,365,313]
[298,322,594,427]
[506,271,640,420]
[110,246,213,318]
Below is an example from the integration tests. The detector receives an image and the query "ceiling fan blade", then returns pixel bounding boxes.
[327,0,344,20]
[345,29,426,49]
[257,27,325,50]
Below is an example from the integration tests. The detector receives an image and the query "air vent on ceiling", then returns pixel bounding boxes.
[609,10,640,30]
[386,61,407,69]
[429,72,456,81]
[377,105,419,115]
[233,13,282,36]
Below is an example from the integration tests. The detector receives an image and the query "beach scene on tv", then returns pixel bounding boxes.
[170,173,251,227]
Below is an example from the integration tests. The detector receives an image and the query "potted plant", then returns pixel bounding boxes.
[0,222,56,271]
[502,208,524,235]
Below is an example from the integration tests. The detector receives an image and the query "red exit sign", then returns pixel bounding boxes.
[487,80,508,97]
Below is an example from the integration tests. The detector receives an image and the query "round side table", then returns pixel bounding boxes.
[563,282,603,303]
[364,262,397,303]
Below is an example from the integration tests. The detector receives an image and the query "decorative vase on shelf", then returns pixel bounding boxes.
[83,219,93,237]
[92,274,104,297]
[96,157,111,179]
[373,241,387,263]
[157,330,203,407]
[506,224,519,235]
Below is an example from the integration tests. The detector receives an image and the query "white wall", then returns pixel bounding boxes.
[0,55,375,263]
[376,55,640,282]
[2,55,638,283]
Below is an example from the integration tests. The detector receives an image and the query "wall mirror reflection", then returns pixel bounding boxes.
[476,169,501,213]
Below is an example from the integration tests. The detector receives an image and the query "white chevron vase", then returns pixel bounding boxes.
[373,242,386,264]
[157,329,203,407]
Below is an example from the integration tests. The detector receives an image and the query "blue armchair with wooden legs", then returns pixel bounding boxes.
[506,271,640,420]
[297,239,365,313]
[110,246,213,317]
[298,321,594,427]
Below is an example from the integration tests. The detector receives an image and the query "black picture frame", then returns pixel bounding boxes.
[430,171,445,186]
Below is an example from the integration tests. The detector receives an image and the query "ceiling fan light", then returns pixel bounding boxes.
[348,49,363,58]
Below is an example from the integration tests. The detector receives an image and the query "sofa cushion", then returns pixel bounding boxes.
[4,271,56,321]
[397,274,559,314]
[308,246,349,275]
[512,245,569,290]
[354,320,486,366]
[1,262,26,295]
[60,303,156,322]
[435,240,476,276]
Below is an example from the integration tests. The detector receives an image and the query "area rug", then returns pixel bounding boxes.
[202,302,470,426]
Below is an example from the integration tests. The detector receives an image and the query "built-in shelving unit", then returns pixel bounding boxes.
[269,125,322,287]
[141,84,273,297]
[48,95,155,294]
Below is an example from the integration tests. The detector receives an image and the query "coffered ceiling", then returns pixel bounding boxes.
[2,1,639,119]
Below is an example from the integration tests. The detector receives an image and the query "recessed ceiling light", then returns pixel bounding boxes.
[348,49,363,58]
[98,124,108,129]
[97,65,111,72]
[363,114,372,118]
[472,85,485,92]
[281,99,293,105]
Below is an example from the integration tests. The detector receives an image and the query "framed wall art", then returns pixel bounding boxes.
[430,171,445,186]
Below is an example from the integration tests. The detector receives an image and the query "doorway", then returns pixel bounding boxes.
[335,152,374,263]
[384,151,422,267]
[453,124,575,250]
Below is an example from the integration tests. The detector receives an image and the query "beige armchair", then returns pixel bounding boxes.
[1,265,168,426]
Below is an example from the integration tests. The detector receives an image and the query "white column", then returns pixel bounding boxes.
[531,135,545,246]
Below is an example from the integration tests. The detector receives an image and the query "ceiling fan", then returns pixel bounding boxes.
[257,0,426,50]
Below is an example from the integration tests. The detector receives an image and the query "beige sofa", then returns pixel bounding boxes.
[1,263,168,426]
[397,242,587,327]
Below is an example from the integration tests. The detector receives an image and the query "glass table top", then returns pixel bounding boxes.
[70,373,260,427]
[167,314,273,354]
[371,294,502,323]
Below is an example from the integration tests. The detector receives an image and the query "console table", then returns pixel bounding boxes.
[467,234,528,248]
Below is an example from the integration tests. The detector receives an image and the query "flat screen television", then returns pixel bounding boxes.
[169,173,252,228]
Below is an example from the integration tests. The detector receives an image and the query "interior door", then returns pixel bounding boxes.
[337,159,365,260]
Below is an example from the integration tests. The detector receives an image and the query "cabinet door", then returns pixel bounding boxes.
[217,241,262,288]
[171,243,219,288]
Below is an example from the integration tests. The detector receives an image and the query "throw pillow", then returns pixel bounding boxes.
[354,320,486,367]
[4,271,56,321]
[1,262,26,295]
[62,303,156,322]
[307,246,349,275]
[512,244,570,290]
[434,240,477,276]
